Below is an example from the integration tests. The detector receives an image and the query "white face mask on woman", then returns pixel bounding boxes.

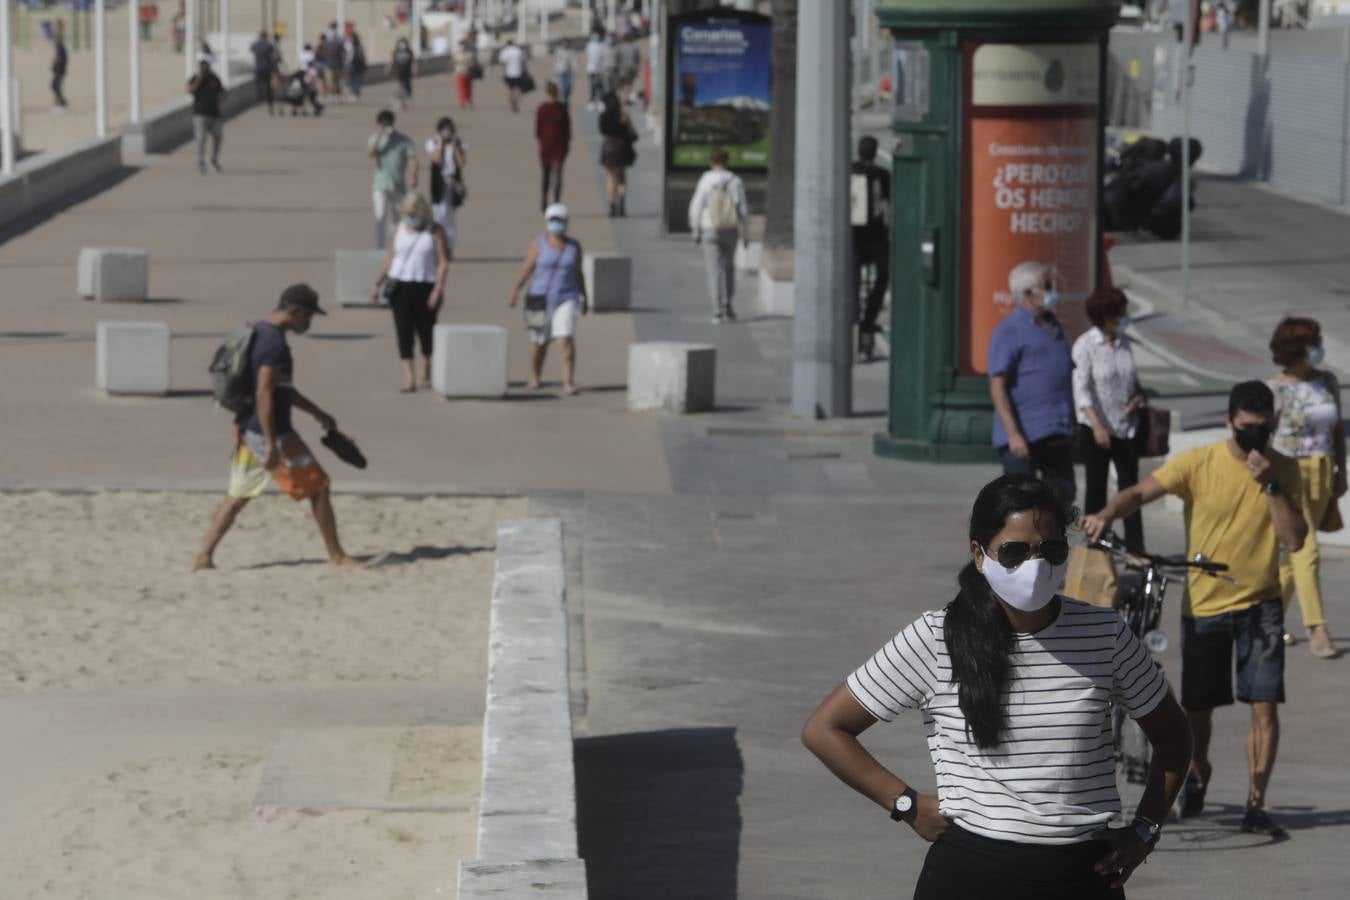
[980,551,1066,612]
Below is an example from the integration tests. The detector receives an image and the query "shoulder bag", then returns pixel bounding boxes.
[1134,402,1171,458]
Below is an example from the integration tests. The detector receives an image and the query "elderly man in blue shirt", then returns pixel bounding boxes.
[988,260,1076,504]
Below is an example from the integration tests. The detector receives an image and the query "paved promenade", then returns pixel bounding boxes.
[4,58,1350,899]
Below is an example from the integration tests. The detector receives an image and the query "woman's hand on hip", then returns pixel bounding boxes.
[906,794,951,843]
[1092,826,1152,889]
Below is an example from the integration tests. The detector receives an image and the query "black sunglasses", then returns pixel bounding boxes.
[987,539,1070,569]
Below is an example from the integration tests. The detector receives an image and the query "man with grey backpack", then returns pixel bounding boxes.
[688,148,750,323]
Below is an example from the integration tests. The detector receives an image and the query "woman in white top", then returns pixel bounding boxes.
[1073,287,1146,552]
[1268,316,1345,658]
[803,475,1192,899]
[425,117,467,254]
[371,194,450,392]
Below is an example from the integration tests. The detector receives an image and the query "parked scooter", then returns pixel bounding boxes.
[1103,135,1202,240]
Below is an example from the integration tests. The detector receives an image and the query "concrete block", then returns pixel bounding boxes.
[758,268,795,316]
[736,239,762,271]
[582,252,632,312]
[78,247,150,302]
[335,250,389,307]
[458,859,587,898]
[96,321,171,395]
[431,325,509,399]
[627,342,716,414]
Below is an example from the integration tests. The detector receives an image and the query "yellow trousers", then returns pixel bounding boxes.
[1280,454,1334,629]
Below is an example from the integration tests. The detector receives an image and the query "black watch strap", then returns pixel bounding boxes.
[890,787,919,822]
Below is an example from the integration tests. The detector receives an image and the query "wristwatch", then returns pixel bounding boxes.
[1263,480,1281,496]
[890,787,918,823]
[1132,816,1161,849]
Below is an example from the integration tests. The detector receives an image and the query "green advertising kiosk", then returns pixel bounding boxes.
[872,0,1119,462]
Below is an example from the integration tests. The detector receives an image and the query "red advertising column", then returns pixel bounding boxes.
[962,42,1100,375]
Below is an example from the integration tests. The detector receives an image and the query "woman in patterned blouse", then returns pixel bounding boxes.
[1268,317,1344,658]
[1073,288,1147,552]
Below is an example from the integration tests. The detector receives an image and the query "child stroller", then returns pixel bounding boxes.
[282,69,323,116]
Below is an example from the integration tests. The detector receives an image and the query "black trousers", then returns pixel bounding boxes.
[389,281,437,360]
[1079,424,1145,552]
[541,160,564,208]
[854,235,890,332]
[914,825,1125,900]
[998,434,1077,508]
[254,72,274,110]
[52,71,67,106]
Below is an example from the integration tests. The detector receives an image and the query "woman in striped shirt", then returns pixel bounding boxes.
[803,475,1193,899]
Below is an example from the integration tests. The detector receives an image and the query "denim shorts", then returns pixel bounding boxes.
[1180,598,1285,710]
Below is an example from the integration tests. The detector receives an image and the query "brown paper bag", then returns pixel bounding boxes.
[1064,546,1119,609]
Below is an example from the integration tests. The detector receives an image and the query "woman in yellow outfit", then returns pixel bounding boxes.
[1268,317,1345,658]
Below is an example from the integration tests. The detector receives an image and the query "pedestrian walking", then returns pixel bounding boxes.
[1073,286,1146,553]
[454,38,479,109]
[506,204,588,395]
[804,474,1192,899]
[1084,381,1308,838]
[251,31,279,115]
[193,284,365,572]
[321,23,346,98]
[188,60,225,174]
[615,34,640,105]
[597,92,636,218]
[51,20,69,111]
[851,136,891,344]
[687,148,749,323]
[499,38,529,114]
[426,117,466,253]
[368,110,419,250]
[585,30,607,110]
[371,195,451,393]
[347,31,368,101]
[1267,317,1345,658]
[988,261,1076,504]
[536,82,571,211]
[553,42,575,106]
[392,37,416,109]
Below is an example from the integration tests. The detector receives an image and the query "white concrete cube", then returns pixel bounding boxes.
[335,249,390,307]
[758,268,795,317]
[78,247,150,302]
[735,240,762,271]
[583,252,632,312]
[431,324,508,398]
[627,342,716,414]
[96,321,171,395]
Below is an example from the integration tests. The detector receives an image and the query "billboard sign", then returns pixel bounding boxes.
[666,9,772,171]
[963,42,1101,375]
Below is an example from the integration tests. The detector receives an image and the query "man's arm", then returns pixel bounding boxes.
[367,132,384,159]
[255,366,278,464]
[290,388,336,432]
[989,374,1028,459]
[687,176,706,238]
[1082,475,1169,542]
[405,147,419,190]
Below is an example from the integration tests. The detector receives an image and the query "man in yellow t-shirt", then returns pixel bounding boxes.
[1084,381,1307,838]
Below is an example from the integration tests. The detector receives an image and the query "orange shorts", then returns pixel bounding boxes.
[228,432,330,501]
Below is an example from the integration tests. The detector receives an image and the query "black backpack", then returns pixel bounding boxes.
[208,323,258,415]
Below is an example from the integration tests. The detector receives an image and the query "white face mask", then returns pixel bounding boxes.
[980,550,1065,612]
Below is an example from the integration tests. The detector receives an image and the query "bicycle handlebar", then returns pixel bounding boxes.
[1089,531,1230,575]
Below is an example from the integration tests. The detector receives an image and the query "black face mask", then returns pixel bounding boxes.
[1234,424,1272,454]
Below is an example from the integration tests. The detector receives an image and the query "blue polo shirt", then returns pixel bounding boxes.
[988,306,1074,448]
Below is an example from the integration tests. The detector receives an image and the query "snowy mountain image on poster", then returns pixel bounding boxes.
[672,18,772,169]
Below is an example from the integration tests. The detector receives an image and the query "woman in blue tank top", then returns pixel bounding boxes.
[507,203,588,394]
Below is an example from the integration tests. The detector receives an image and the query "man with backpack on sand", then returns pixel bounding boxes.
[687,147,750,323]
[194,284,365,572]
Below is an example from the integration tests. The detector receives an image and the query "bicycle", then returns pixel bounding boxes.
[1090,530,1229,817]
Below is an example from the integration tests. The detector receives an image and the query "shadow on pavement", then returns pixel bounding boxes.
[239,544,493,570]
[577,727,743,900]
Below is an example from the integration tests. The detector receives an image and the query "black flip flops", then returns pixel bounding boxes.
[321,429,368,469]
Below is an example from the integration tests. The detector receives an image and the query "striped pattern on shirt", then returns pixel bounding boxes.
[846,598,1168,845]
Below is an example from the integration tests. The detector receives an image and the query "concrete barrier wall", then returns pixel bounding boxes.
[0,135,124,235]
[0,54,453,235]
[458,518,587,899]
